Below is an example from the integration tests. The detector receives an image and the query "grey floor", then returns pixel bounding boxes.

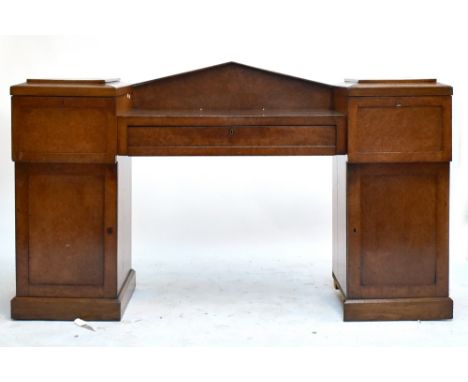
[1,157,468,346]
[1,241,468,346]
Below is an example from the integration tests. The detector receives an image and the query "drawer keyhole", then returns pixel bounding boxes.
[229,128,235,136]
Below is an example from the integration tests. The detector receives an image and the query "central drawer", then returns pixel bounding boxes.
[125,125,337,156]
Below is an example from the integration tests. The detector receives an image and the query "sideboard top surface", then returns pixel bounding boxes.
[11,78,131,97]
[10,61,452,101]
[346,78,452,96]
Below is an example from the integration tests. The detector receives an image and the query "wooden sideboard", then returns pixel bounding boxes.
[10,63,453,321]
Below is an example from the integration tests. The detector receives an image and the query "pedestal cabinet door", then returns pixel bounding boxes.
[346,163,449,299]
[15,163,118,298]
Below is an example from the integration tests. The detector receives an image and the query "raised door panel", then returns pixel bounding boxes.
[15,163,117,298]
[28,172,104,286]
[348,96,451,162]
[347,163,449,298]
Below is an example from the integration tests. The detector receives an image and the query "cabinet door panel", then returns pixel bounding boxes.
[347,163,448,298]
[28,172,105,286]
[15,163,117,298]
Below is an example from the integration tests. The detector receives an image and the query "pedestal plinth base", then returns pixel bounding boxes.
[11,270,136,321]
[343,297,453,321]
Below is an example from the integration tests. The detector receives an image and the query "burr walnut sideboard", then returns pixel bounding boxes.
[10,62,453,321]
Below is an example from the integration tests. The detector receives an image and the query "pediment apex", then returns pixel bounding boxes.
[130,62,335,111]
[133,61,332,89]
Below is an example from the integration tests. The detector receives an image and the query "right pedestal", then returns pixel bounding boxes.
[333,159,453,321]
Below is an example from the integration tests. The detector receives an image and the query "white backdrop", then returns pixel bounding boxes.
[1,29,467,268]
[1,1,468,350]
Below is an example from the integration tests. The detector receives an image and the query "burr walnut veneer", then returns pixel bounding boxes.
[10,63,453,321]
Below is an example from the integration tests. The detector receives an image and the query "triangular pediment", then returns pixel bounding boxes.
[131,62,334,111]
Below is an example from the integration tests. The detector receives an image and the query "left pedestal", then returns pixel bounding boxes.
[11,161,134,320]
[10,79,134,320]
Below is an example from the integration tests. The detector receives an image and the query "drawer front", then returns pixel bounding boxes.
[348,96,451,162]
[126,125,337,156]
[12,96,117,163]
